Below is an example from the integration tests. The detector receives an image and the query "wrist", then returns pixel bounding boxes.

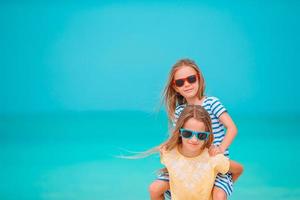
[219,145,226,153]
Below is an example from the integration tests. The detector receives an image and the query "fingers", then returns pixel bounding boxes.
[208,146,219,156]
[209,145,225,156]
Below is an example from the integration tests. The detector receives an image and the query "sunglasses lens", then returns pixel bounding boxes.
[181,130,193,138]
[187,75,197,84]
[175,79,185,87]
[197,133,208,140]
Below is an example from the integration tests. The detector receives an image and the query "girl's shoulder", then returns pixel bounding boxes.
[209,154,230,174]
[203,96,221,105]
[175,104,186,111]
[160,146,179,163]
[175,104,186,116]
[159,146,168,154]
[160,145,176,155]
[204,96,227,117]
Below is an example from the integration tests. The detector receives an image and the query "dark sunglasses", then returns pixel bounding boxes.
[173,75,197,87]
[179,128,210,141]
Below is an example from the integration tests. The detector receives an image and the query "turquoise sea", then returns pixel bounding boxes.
[1,1,299,199]
[1,111,299,200]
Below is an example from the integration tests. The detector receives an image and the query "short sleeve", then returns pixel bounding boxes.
[172,105,186,127]
[210,97,227,118]
[211,154,230,175]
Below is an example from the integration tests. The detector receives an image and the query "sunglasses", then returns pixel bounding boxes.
[179,128,210,141]
[173,74,198,87]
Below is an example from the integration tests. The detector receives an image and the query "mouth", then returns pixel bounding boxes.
[184,88,194,93]
[188,142,199,146]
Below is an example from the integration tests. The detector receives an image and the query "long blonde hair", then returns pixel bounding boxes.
[162,58,206,122]
[123,105,213,159]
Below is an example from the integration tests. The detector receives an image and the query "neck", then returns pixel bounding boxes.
[185,95,204,105]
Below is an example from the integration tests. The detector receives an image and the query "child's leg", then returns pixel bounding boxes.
[213,173,233,200]
[229,160,244,182]
[212,186,227,200]
[213,160,243,200]
[149,180,170,200]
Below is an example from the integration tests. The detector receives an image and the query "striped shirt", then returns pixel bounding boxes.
[174,96,229,157]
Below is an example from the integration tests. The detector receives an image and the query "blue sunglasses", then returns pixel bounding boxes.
[179,128,210,141]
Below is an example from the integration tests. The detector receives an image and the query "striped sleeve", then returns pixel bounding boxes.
[172,105,185,127]
[210,97,227,118]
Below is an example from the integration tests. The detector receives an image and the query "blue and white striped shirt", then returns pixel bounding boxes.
[174,96,229,157]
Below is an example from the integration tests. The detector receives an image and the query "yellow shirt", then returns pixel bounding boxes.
[161,147,229,200]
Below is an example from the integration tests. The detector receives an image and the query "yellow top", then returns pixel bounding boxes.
[161,147,229,200]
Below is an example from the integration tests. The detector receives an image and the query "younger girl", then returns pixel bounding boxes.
[150,59,243,200]
[157,105,240,200]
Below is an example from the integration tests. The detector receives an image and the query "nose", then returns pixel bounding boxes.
[184,80,191,87]
[190,135,198,143]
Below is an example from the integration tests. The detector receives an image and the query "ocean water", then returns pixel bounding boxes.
[0,111,299,200]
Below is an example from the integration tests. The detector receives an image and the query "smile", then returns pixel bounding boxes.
[188,142,199,146]
[184,88,194,93]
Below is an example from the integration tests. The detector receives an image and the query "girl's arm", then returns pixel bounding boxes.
[229,160,244,182]
[209,112,237,156]
[218,112,237,153]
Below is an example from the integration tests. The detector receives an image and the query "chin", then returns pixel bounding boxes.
[184,92,197,99]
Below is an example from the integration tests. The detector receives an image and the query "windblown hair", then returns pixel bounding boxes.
[123,105,213,159]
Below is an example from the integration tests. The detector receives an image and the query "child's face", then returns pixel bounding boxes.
[181,118,206,153]
[173,66,199,99]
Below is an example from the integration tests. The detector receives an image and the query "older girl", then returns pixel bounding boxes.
[150,59,243,200]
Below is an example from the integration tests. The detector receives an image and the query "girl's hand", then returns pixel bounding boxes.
[208,145,224,156]
[159,145,167,154]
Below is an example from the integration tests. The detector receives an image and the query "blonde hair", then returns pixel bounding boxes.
[162,58,206,122]
[123,105,213,159]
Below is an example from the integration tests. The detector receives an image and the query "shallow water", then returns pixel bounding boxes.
[0,111,299,200]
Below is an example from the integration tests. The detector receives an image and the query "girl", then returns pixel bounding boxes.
[156,105,240,200]
[149,59,243,200]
